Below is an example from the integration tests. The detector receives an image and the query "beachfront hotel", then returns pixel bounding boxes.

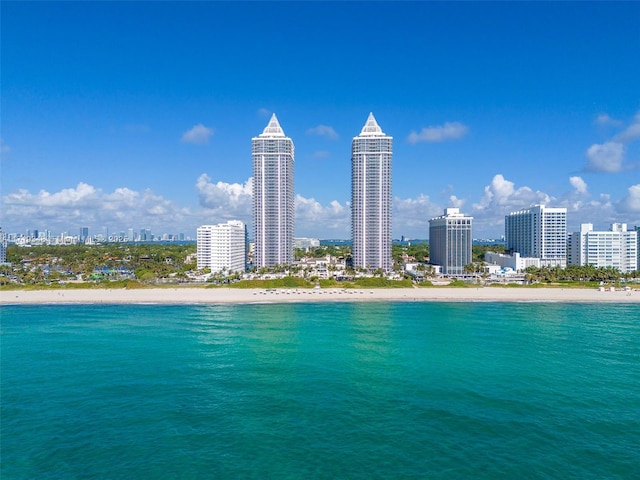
[567,223,638,273]
[351,113,392,272]
[252,114,295,268]
[429,208,473,276]
[505,204,567,268]
[196,221,247,273]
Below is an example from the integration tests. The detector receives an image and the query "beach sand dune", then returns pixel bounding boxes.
[2,287,639,305]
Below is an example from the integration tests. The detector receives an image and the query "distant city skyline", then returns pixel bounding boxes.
[2,2,639,238]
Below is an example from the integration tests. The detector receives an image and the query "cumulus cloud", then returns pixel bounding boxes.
[569,176,588,194]
[585,141,625,172]
[306,125,339,140]
[616,184,640,213]
[3,182,100,208]
[584,112,640,172]
[1,183,191,233]
[393,194,443,234]
[472,174,550,213]
[407,121,468,144]
[448,195,465,208]
[181,123,214,145]
[195,173,253,219]
[296,195,349,237]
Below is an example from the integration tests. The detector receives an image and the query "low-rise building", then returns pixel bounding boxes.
[484,252,541,272]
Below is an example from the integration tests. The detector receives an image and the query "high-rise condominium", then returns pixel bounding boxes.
[351,113,392,272]
[505,204,567,268]
[252,114,294,268]
[429,208,473,276]
[197,221,247,273]
[0,227,7,264]
[567,223,638,273]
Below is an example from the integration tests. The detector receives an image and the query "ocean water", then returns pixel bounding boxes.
[1,302,639,479]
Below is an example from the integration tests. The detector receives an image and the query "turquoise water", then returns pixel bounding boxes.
[2,302,639,479]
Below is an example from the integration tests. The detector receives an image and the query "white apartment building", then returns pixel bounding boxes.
[505,204,567,268]
[294,237,320,250]
[429,208,473,276]
[252,114,294,268]
[197,221,246,273]
[351,113,392,272]
[567,223,638,273]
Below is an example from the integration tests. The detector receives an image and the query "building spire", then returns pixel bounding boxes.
[359,112,385,136]
[259,113,286,137]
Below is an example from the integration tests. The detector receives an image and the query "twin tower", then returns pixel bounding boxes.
[252,113,392,271]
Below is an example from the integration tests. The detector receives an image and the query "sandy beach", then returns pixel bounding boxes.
[2,286,639,305]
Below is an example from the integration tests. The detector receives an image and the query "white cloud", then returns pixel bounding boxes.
[472,174,550,212]
[613,113,640,143]
[584,112,640,172]
[616,184,640,213]
[195,173,253,220]
[296,195,349,237]
[257,108,271,117]
[407,121,469,144]
[306,125,339,140]
[585,141,625,172]
[569,176,588,194]
[1,183,191,233]
[393,194,443,235]
[3,182,100,208]
[181,123,214,145]
[449,195,465,208]
[595,113,622,126]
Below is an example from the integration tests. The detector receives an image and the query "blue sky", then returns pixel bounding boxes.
[2,1,639,239]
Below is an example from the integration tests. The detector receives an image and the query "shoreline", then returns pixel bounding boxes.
[2,286,638,305]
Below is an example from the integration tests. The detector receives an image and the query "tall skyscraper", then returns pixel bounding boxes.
[252,114,294,268]
[80,226,89,243]
[0,227,7,264]
[351,113,392,272]
[505,204,567,267]
[197,221,247,273]
[429,208,473,276]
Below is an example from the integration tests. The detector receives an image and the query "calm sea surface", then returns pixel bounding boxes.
[2,302,639,479]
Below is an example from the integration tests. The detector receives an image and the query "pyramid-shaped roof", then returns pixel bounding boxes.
[259,113,286,137]
[359,112,385,136]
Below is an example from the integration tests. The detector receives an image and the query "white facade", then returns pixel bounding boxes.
[351,113,392,272]
[429,208,473,276]
[252,114,294,268]
[197,221,246,273]
[567,223,638,273]
[484,252,541,272]
[505,204,567,268]
[294,237,320,249]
